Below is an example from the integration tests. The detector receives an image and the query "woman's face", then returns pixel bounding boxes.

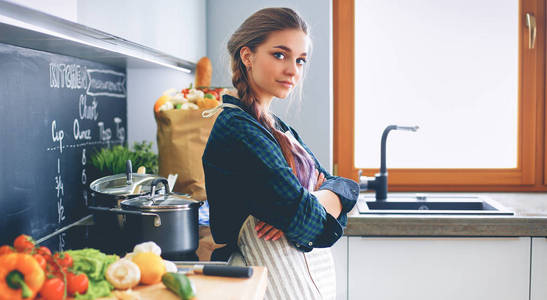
[242,29,309,102]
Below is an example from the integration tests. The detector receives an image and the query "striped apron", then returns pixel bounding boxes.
[237,215,336,300]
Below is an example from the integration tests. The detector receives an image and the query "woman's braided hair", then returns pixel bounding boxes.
[227,8,316,189]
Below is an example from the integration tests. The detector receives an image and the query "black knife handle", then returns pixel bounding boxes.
[202,265,253,278]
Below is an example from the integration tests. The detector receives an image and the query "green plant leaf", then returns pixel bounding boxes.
[88,141,159,176]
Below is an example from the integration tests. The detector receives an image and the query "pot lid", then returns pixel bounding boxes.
[121,193,200,210]
[89,173,158,196]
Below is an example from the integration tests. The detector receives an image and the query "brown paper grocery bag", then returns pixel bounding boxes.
[155,109,218,201]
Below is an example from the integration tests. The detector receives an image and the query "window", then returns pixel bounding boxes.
[334,0,547,191]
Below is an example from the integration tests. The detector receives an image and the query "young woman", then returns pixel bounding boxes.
[202,7,359,299]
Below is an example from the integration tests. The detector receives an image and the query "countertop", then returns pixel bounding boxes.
[345,192,547,236]
[68,267,267,300]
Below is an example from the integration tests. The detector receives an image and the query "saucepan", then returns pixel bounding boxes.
[89,160,160,210]
[89,178,203,259]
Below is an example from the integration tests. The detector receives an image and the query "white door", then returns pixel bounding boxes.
[348,237,530,300]
[531,237,547,300]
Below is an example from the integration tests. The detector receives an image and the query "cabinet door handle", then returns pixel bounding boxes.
[526,13,536,49]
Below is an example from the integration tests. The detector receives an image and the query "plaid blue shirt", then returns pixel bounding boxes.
[202,95,359,253]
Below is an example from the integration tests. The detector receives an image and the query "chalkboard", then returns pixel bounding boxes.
[0,43,127,251]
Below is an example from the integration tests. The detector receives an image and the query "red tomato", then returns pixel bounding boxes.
[67,272,89,296]
[53,252,73,268]
[46,264,64,280]
[0,245,14,256]
[40,278,65,300]
[208,90,219,100]
[33,254,47,270]
[13,234,35,252]
[37,246,52,257]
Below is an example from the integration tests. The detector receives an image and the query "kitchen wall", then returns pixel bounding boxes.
[76,0,206,146]
[6,0,206,149]
[206,0,333,171]
[5,0,77,21]
[76,0,206,62]
[7,0,333,170]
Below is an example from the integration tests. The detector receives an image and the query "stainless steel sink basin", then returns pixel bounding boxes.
[357,194,514,215]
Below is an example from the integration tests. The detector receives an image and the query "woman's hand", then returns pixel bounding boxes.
[314,169,326,191]
[255,221,284,241]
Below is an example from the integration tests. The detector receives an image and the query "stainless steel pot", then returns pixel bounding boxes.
[88,160,163,255]
[89,160,159,209]
[89,178,202,260]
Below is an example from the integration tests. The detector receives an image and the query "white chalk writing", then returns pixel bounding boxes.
[55,158,65,225]
[49,63,88,89]
[73,119,92,140]
[114,117,125,143]
[82,149,87,206]
[98,122,112,141]
[51,121,64,154]
[79,95,98,120]
[86,69,126,98]
[58,233,66,252]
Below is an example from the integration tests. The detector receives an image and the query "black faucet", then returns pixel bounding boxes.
[359,125,419,200]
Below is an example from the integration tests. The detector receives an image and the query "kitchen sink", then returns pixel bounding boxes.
[357,194,514,215]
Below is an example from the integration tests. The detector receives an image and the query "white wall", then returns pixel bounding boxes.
[126,68,193,146]
[6,0,78,21]
[206,0,333,171]
[75,0,206,148]
[77,0,206,61]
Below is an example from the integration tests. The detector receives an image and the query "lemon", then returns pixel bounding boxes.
[131,252,166,285]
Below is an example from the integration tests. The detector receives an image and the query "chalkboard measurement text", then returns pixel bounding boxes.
[98,122,112,141]
[55,159,64,197]
[81,149,87,185]
[79,94,99,121]
[58,233,66,252]
[86,69,126,98]
[55,158,65,225]
[73,119,92,140]
[49,63,88,90]
[51,120,64,153]
[82,149,88,207]
[46,140,123,152]
[114,117,125,144]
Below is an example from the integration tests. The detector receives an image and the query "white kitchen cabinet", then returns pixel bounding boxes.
[332,236,348,300]
[348,237,530,300]
[531,237,547,300]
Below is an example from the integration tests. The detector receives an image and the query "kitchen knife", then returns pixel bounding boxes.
[177,265,253,278]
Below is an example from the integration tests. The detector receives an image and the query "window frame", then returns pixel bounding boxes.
[333,0,547,191]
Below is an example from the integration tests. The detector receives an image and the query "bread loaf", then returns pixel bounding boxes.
[195,57,212,88]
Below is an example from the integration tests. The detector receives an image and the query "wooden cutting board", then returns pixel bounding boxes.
[97,266,267,300]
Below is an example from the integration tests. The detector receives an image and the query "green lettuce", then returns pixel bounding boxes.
[66,248,119,299]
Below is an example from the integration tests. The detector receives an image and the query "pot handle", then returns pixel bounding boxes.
[126,160,133,185]
[149,177,170,203]
[88,206,162,227]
